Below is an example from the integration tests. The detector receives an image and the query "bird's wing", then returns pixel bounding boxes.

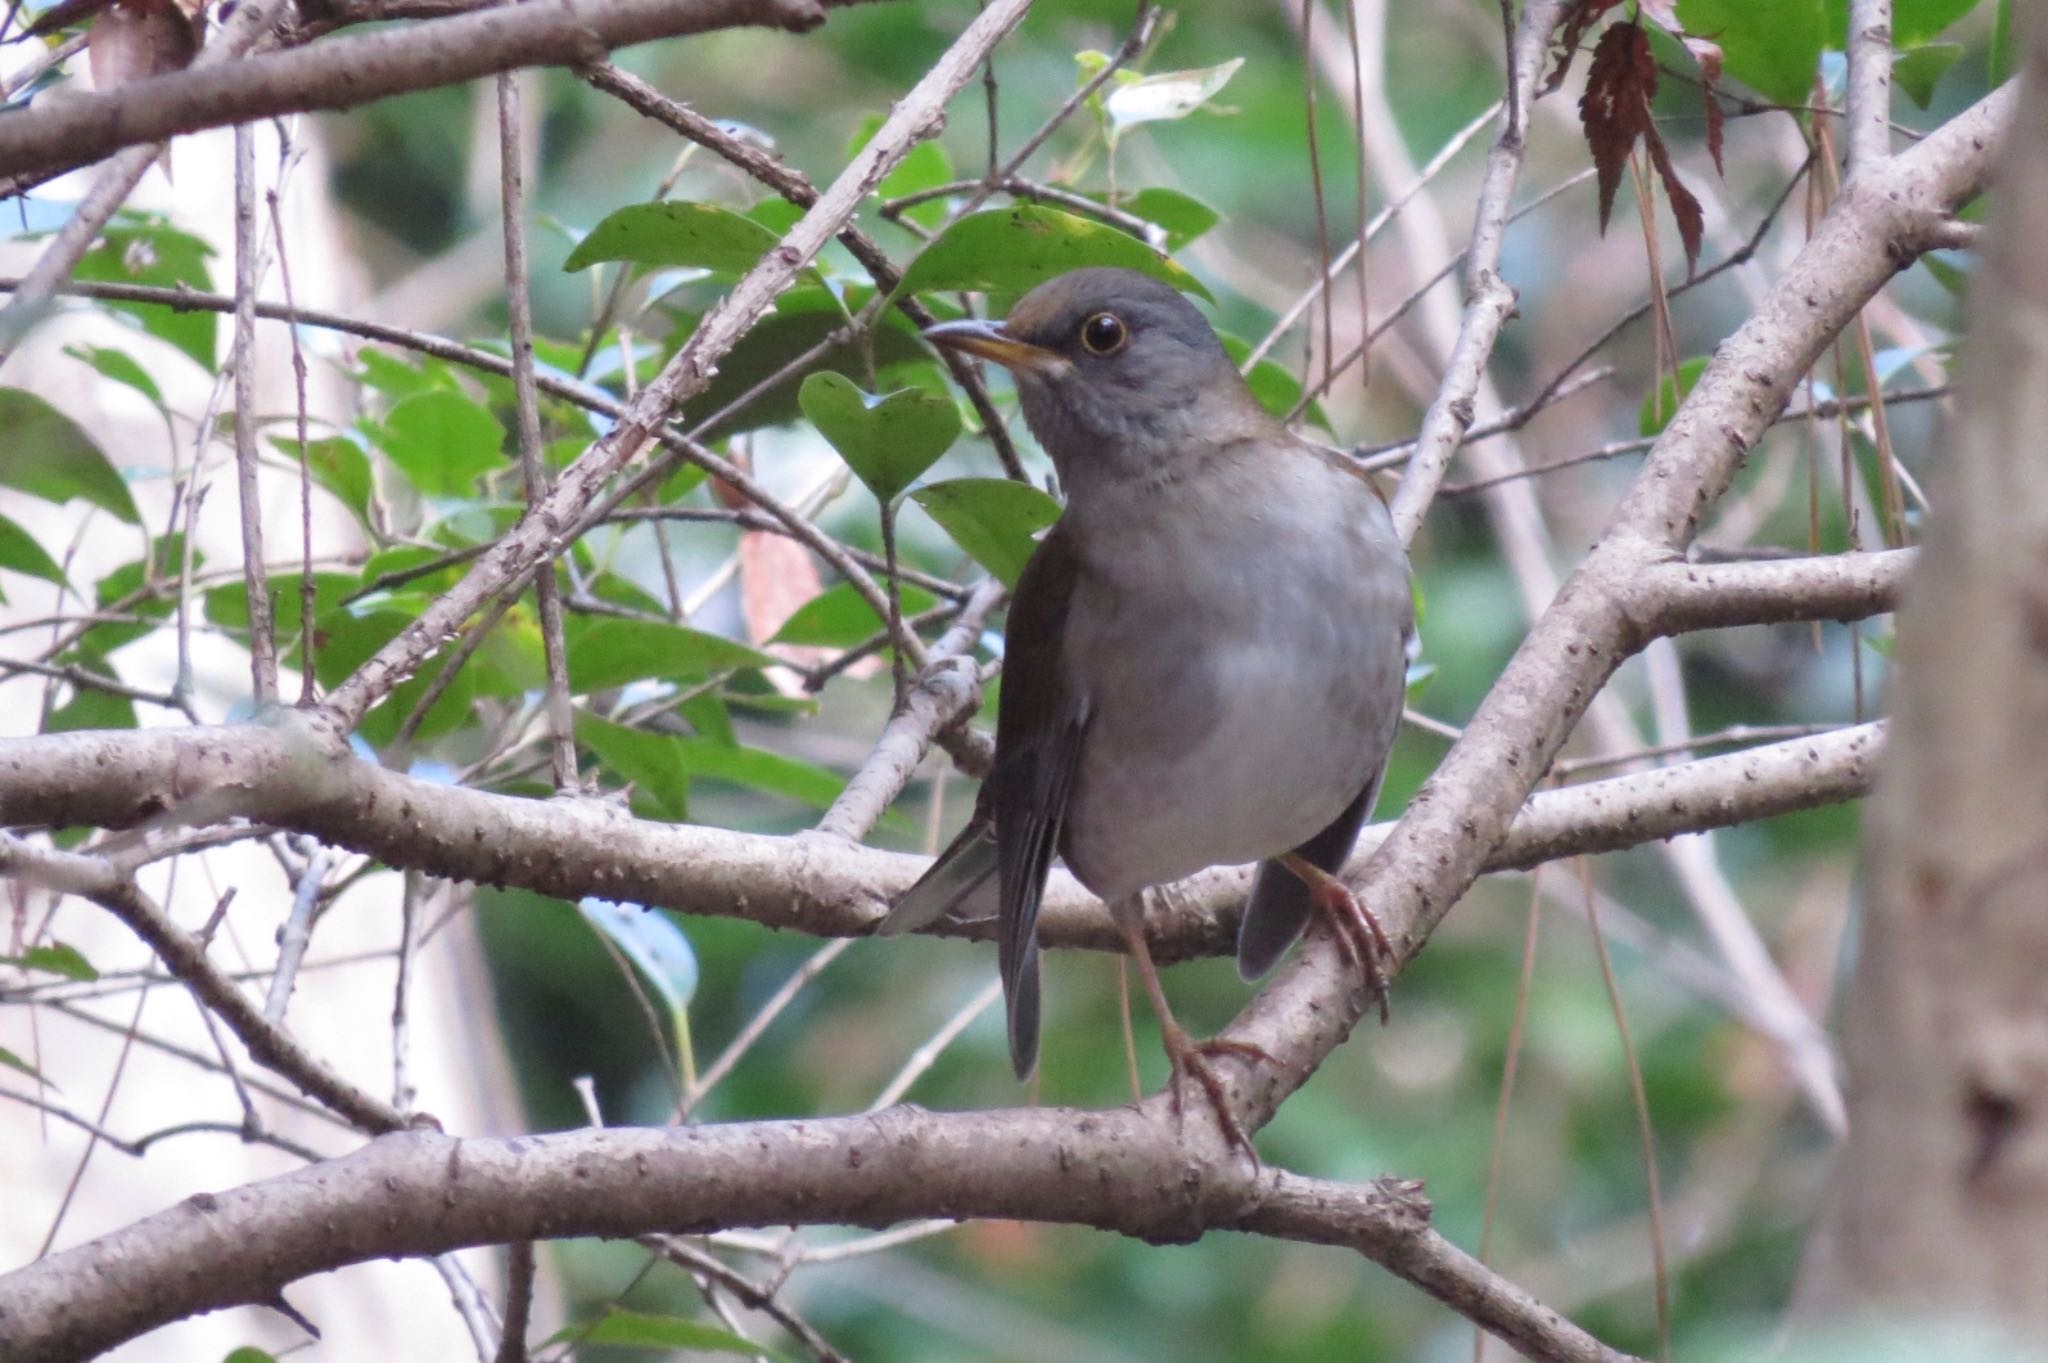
[875,798,1000,935]
[988,523,1089,1080]
[1237,769,1383,980]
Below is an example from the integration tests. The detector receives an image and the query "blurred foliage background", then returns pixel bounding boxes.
[2,0,2013,1357]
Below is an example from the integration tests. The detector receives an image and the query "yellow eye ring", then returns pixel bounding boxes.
[1079,312,1129,356]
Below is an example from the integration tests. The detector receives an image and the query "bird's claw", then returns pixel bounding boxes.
[1160,1024,1270,1166]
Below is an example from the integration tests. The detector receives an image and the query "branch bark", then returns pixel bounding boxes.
[0,0,833,179]
[0,1113,1643,1363]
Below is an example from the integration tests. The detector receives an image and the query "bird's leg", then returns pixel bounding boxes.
[1278,853,1393,1025]
[1113,892,1269,1162]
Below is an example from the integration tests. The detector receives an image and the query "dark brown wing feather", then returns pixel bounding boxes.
[1236,770,1382,981]
[989,523,1088,1079]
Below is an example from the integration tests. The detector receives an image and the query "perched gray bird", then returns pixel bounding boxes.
[878,268,1411,1146]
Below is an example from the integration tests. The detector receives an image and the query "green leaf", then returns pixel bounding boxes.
[853,112,955,229]
[1216,332,1326,426]
[43,683,136,734]
[547,1309,771,1356]
[0,389,141,524]
[771,581,939,647]
[204,572,358,645]
[908,478,1061,588]
[578,897,700,1009]
[674,737,843,811]
[64,345,171,429]
[356,349,451,398]
[74,219,216,368]
[1824,0,1981,47]
[1103,58,1243,135]
[1892,42,1964,108]
[1990,0,2014,83]
[1639,356,1711,436]
[0,512,67,590]
[895,205,1211,303]
[565,618,778,693]
[284,435,377,527]
[2,942,99,981]
[369,390,505,497]
[1116,188,1222,250]
[221,1349,280,1363]
[798,372,960,503]
[675,287,932,434]
[678,690,735,746]
[0,1044,49,1085]
[1677,0,1825,107]
[564,201,781,275]
[1920,251,1969,297]
[575,712,689,821]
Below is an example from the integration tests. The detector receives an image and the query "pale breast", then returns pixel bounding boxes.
[1055,451,1409,903]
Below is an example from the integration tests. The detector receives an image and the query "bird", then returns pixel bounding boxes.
[876,267,1412,1152]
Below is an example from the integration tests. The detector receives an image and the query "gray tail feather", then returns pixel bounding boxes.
[876,818,1000,936]
[1236,860,1313,981]
[1006,936,1041,1080]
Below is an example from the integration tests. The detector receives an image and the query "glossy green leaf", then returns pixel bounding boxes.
[575,713,689,821]
[74,219,216,368]
[908,478,1061,588]
[0,389,141,524]
[799,372,960,503]
[546,1309,770,1356]
[1676,0,1825,107]
[675,287,931,434]
[895,205,1211,303]
[578,897,699,1009]
[565,618,777,693]
[369,390,505,497]
[2,942,98,981]
[674,737,843,811]
[771,581,939,647]
[1104,57,1243,135]
[0,512,66,590]
[564,201,780,275]
[1639,356,1710,436]
[1892,42,1963,108]
[1116,188,1222,250]
[356,349,450,398]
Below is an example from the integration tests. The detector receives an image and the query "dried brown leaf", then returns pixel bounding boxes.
[1578,20,1656,234]
[1542,0,1625,95]
[1643,124,1704,276]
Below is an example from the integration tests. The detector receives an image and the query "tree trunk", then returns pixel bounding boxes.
[1798,12,2048,1336]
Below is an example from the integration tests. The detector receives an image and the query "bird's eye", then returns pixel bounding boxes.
[1078,312,1129,356]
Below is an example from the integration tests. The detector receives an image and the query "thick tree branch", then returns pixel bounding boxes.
[0,714,1884,963]
[0,0,835,179]
[0,1115,1643,1363]
[1630,549,1912,637]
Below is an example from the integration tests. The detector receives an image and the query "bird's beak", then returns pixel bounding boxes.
[922,319,1067,377]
